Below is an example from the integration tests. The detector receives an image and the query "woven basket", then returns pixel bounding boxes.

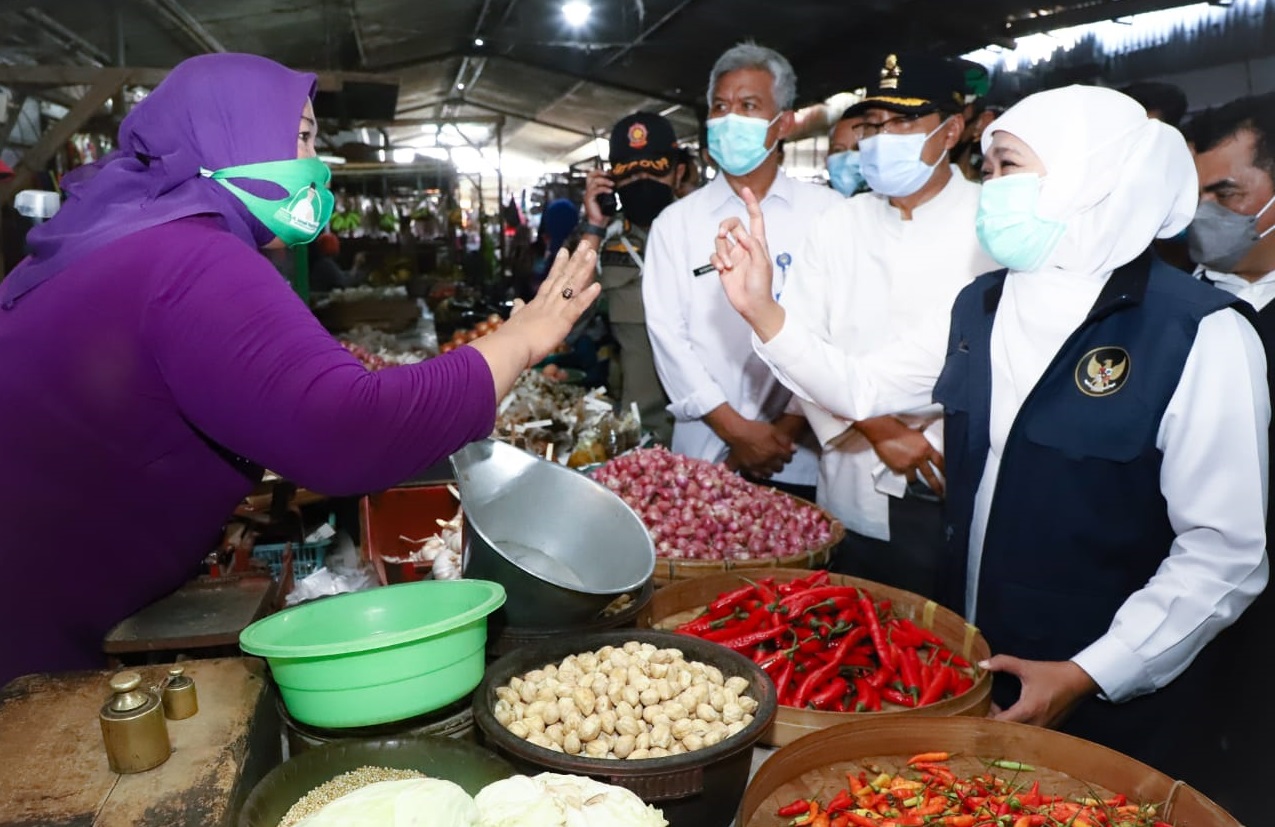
[650,491,845,585]
[637,568,991,747]
[739,716,1239,827]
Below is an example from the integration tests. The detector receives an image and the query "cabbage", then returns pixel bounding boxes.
[295,777,478,827]
[475,773,667,827]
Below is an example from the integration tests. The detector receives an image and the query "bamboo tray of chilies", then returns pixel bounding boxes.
[648,492,845,586]
[738,716,1239,827]
[637,569,990,747]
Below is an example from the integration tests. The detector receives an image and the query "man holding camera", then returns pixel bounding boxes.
[576,112,684,445]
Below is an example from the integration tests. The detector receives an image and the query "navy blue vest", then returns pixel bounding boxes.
[933,252,1249,662]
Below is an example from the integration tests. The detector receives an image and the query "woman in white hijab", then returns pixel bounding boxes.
[713,85,1268,782]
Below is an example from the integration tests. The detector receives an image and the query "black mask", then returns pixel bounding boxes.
[617,178,674,227]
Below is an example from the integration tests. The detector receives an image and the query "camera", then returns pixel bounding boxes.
[596,173,618,217]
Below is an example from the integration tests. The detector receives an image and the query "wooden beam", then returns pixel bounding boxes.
[21,8,110,67]
[0,66,398,93]
[0,69,127,204]
[0,65,168,87]
[132,0,227,53]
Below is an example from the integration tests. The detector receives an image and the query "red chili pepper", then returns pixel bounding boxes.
[896,617,945,647]
[842,648,876,668]
[938,648,972,668]
[899,645,923,694]
[810,676,849,710]
[747,576,779,605]
[775,655,797,705]
[826,789,855,814]
[794,628,862,707]
[816,626,868,656]
[917,664,949,706]
[858,595,891,665]
[797,585,862,602]
[674,612,737,634]
[844,813,878,827]
[776,799,811,818]
[797,634,825,654]
[882,686,917,707]
[866,659,895,689]
[716,623,787,652]
[887,617,927,649]
[708,584,756,613]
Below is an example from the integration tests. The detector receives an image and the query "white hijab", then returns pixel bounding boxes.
[981,83,1198,278]
[977,86,1201,435]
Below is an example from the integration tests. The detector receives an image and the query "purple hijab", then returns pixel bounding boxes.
[0,53,316,308]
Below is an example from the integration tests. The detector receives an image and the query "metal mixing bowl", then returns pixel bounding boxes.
[450,439,655,626]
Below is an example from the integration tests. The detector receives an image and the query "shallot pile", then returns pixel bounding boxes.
[591,447,833,560]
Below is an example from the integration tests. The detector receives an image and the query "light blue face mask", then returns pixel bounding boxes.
[858,117,950,198]
[706,113,781,177]
[826,150,865,196]
[975,173,1068,271]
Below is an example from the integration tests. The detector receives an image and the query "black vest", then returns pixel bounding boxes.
[934,252,1248,661]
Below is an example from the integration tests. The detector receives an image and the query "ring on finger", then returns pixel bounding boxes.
[560,286,575,300]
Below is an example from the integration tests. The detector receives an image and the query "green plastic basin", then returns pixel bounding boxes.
[239,580,505,729]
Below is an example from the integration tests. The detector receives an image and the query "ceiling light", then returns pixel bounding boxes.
[562,1,591,27]
[474,37,485,46]
[457,82,466,90]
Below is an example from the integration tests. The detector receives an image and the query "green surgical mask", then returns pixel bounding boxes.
[201,157,334,246]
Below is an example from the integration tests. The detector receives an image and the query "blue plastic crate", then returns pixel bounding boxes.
[251,538,331,579]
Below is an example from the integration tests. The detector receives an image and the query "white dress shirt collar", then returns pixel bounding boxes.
[1199,266,1275,312]
[706,168,796,214]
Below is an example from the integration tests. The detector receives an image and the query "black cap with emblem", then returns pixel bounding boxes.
[609,112,679,180]
[845,53,972,119]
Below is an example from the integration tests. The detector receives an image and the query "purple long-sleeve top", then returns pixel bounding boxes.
[0,216,496,684]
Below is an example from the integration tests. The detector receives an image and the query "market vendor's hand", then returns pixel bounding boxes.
[982,655,1099,729]
[723,419,796,478]
[858,416,946,497]
[483,246,600,370]
[583,168,615,229]
[712,187,785,342]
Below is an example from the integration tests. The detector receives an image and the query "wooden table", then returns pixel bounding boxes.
[103,576,278,666]
[0,657,280,827]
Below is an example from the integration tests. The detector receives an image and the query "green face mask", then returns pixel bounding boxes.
[201,157,334,246]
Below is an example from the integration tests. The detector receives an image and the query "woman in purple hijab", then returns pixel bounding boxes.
[0,54,600,685]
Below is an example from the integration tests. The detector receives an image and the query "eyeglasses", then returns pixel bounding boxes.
[852,113,926,140]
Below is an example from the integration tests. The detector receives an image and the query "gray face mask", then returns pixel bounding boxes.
[1188,194,1275,273]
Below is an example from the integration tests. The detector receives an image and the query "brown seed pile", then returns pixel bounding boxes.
[277,765,427,827]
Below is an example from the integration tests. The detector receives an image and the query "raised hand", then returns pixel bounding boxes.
[711,186,786,341]
[501,246,601,368]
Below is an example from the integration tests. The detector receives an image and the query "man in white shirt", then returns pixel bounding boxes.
[643,42,842,497]
[788,54,997,598]
[1183,92,1275,826]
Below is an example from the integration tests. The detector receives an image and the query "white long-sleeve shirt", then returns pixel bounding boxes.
[754,276,1270,703]
[1199,266,1275,311]
[643,171,842,485]
[781,170,997,538]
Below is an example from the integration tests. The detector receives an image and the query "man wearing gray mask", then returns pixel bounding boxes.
[1188,94,1275,298]
[1184,92,1275,827]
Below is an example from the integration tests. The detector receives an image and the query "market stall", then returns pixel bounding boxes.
[0,421,1245,826]
[0,1,1264,826]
